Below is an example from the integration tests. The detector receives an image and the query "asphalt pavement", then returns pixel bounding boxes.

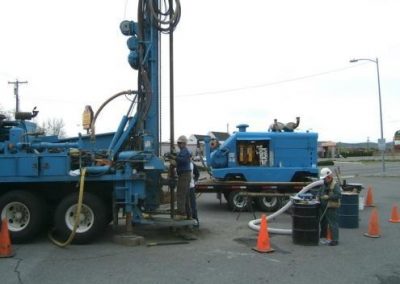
[1,161,400,284]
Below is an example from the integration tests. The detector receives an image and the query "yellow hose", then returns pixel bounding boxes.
[49,168,87,247]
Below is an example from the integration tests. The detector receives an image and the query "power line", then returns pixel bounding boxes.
[176,63,366,98]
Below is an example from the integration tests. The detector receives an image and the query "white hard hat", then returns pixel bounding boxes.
[177,135,188,143]
[320,167,333,179]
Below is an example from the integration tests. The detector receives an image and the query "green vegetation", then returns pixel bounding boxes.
[338,149,374,158]
[318,160,334,166]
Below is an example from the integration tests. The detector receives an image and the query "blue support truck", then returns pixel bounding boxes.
[196,124,320,211]
[0,0,185,244]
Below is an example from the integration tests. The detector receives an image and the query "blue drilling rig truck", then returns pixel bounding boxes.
[0,0,185,244]
[0,1,321,244]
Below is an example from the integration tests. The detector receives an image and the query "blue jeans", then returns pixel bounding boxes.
[186,187,198,220]
[177,172,191,215]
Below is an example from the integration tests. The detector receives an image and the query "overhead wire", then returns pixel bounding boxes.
[176,63,368,98]
[4,63,367,106]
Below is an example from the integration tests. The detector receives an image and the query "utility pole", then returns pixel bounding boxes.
[8,79,28,113]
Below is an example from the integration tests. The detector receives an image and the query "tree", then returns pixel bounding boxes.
[1,104,66,138]
[39,118,66,138]
[0,104,14,120]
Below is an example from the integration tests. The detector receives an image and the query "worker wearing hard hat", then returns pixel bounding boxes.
[174,135,192,221]
[318,167,342,246]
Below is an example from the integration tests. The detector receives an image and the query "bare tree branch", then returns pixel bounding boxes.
[39,118,66,138]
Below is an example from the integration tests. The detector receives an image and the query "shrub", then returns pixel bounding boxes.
[339,149,374,158]
[318,160,334,166]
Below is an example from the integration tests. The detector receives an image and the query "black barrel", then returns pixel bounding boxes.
[292,201,320,245]
[339,192,359,228]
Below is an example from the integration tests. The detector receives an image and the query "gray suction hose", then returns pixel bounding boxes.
[248,180,323,234]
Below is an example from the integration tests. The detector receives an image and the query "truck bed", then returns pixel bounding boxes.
[195,179,309,194]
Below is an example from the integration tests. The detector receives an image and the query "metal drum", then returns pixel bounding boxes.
[339,192,359,228]
[292,201,320,245]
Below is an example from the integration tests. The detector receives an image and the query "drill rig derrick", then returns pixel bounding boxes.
[116,0,181,224]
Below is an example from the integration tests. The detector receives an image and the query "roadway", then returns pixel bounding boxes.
[1,161,400,284]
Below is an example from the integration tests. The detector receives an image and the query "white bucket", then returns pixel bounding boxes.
[359,196,364,211]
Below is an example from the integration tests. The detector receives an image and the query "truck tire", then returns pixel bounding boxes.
[227,191,249,211]
[0,190,46,243]
[54,192,108,244]
[256,196,281,212]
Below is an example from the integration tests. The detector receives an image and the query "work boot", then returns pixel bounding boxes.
[329,240,338,246]
[319,238,329,245]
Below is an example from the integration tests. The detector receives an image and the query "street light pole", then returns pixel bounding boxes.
[350,57,386,174]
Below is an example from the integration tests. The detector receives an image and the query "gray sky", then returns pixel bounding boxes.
[1,0,399,143]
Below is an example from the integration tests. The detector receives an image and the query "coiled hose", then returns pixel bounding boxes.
[248,180,323,234]
[147,0,181,32]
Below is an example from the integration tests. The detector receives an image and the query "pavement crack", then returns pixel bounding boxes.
[14,257,24,284]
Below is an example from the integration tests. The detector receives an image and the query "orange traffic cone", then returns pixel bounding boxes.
[0,219,14,258]
[389,204,400,223]
[364,186,375,207]
[364,208,381,238]
[253,214,274,253]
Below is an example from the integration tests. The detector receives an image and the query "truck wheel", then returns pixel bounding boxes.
[256,196,281,212]
[54,192,107,244]
[227,191,249,211]
[0,190,46,243]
